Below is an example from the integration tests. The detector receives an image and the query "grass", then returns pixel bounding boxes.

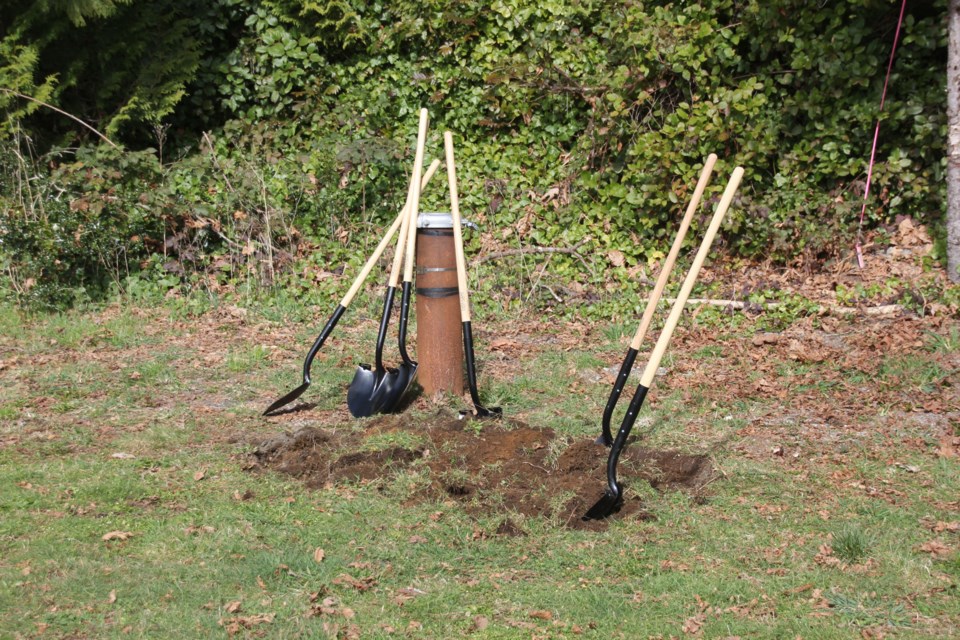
[926,325,960,354]
[0,300,957,639]
[831,525,874,563]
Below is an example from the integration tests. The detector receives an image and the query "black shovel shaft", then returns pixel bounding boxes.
[599,347,639,446]
[263,304,347,415]
[398,281,415,366]
[463,321,481,405]
[605,383,649,496]
[301,304,347,384]
[462,321,502,417]
[374,287,397,372]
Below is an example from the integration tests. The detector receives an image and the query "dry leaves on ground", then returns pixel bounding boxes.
[918,540,953,558]
[101,531,134,542]
[219,613,275,636]
[332,573,378,592]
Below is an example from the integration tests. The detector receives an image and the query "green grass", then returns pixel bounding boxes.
[226,344,271,373]
[831,525,874,563]
[879,355,951,394]
[0,301,957,638]
[926,325,960,353]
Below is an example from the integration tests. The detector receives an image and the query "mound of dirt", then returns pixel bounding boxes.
[250,412,713,531]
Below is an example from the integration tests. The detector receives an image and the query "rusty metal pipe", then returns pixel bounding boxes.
[415,215,464,397]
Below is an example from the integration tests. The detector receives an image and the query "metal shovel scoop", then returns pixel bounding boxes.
[445,131,501,418]
[347,159,440,417]
[584,167,744,520]
[597,154,717,446]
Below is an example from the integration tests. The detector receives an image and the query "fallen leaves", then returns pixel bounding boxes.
[926,520,960,534]
[184,525,215,535]
[219,613,274,637]
[894,217,932,249]
[101,531,134,542]
[489,337,522,353]
[470,615,489,632]
[313,547,326,563]
[675,594,782,636]
[391,587,426,606]
[607,249,626,267]
[814,544,842,568]
[306,596,355,619]
[682,612,706,635]
[332,573,377,592]
[751,332,780,346]
[939,434,960,458]
[660,559,691,572]
[918,540,953,558]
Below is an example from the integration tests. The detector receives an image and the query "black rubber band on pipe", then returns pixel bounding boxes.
[416,286,460,298]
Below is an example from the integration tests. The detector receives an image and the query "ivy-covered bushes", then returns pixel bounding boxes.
[0,0,950,308]
[0,142,168,307]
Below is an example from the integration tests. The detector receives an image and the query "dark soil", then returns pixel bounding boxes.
[251,412,713,531]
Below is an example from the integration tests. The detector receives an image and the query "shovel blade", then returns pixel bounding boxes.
[347,365,385,418]
[462,405,502,419]
[263,382,310,416]
[374,362,418,414]
[582,483,624,521]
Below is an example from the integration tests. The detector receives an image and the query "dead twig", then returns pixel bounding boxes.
[1,88,118,149]
[523,462,550,475]
[471,238,591,271]
[667,298,905,316]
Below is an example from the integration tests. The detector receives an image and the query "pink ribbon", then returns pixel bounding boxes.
[856,0,908,269]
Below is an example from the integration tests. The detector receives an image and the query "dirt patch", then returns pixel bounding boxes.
[250,411,713,531]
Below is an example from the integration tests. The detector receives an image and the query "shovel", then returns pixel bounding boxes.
[445,131,502,418]
[597,154,717,446]
[358,108,431,415]
[583,166,744,520]
[347,159,441,418]
[263,207,409,416]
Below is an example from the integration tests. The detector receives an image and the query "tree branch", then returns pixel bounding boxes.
[667,298,904,316]
[470,239,591,271]
[1,88,118,149]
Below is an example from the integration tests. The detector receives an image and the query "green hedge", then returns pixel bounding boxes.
[0,0,949,306]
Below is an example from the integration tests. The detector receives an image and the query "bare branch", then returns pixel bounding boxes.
[471,238,591,271]
[1,88,118,149]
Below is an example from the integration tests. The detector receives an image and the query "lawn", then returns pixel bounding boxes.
[0,261,957,638]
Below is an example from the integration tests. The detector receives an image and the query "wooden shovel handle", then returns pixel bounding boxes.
[385,158,441,289]
[444,132,472,323]
[403,109,430,284]
[639,167,744,388]
[629,154,717,350]
[341,157,440,307]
